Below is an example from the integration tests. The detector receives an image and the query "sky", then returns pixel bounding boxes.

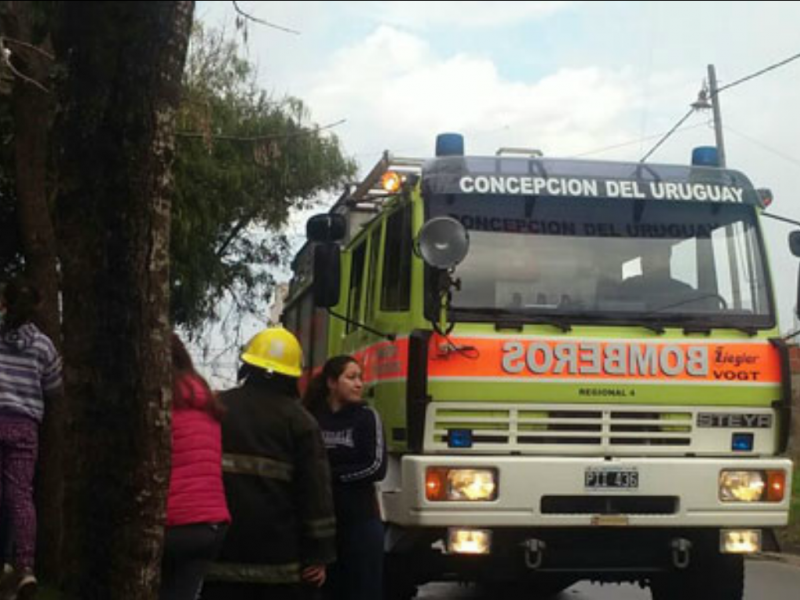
[195,1,800,379]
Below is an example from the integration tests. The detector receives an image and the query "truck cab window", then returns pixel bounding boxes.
[381,204,412,311]
[347,242,366,333]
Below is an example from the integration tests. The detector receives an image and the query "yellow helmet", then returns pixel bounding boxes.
[241,327,303,378]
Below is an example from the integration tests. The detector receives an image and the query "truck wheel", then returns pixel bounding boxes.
[384,554,418,600]
[650,554,744,600]
[491,579,573,599]
[384,579,417,600]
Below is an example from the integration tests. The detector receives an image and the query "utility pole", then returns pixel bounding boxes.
[707,64,727,168]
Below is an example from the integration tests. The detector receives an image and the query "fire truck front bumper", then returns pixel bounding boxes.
[381,454,793,529]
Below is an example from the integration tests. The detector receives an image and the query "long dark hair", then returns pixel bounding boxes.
[303,355,359,416]
[172,333,225,420]
[1,277,40,334]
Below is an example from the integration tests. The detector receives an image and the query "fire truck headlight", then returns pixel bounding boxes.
[719,470,786,503]
[426,468,498,501]
[719,470,766,502]
[448,469,497,501]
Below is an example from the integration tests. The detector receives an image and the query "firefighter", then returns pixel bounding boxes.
[202,328,336,600]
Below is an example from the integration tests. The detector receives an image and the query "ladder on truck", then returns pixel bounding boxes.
[330,152,423,243]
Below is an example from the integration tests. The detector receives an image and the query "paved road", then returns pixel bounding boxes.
[417,558,800,599]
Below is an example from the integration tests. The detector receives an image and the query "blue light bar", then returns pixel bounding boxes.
[692,146,720,167]
[436,133,465,157]
[448,429,473,448]
[731,432,754,452]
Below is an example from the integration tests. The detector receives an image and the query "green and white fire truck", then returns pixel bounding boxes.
[283,134,796,599]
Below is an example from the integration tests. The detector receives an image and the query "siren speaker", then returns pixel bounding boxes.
[417,217,470,270]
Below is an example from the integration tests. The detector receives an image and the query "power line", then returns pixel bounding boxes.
[640,50,800,162]
[573,121,708,159]
[639,107,697,162]
[176,119,346,142]
[717,51,800,93]
[723,124,800,170]
[231,1,300,35]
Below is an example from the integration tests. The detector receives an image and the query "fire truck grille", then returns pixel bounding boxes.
[429,404,696,455]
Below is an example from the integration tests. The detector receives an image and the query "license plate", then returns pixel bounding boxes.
[585,467,639,490]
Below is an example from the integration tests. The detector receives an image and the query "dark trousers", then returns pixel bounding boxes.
[0,511,12,564]
[161,522,228,600]
[325,518,384,600]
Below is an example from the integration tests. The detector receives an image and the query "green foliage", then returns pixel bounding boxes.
[172,25,356,330]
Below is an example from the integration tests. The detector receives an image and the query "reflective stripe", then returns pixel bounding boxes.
[207,561,301,584]
[341,407,385,483]
[222,453,294,482]
[303,516,336,539]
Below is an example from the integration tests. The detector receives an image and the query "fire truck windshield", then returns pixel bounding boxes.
[427,194,774,330]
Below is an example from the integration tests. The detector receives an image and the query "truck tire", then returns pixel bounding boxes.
[650,554,744,600]
[491,578,573,600]
[385,585,417,600]
[384,554,418,600]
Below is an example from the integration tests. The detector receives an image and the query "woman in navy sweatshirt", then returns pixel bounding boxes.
[304,355,387,600]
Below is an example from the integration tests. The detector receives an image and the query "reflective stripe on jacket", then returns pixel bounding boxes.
[211,376,336,582]
[207,561,301,584]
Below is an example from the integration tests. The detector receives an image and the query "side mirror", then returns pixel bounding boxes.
[312,243,341,308]
[789,231,800,257]
[791,232,800,319]
[307,214,346,244]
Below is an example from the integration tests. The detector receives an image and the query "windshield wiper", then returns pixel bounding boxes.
[455,308,573,332]
[627,321,666,335]
[643,293,724,315]
[519,316,572,333]
[644,295,761,336]
[728,325,759,337]
[682,324,712,336]
[681,321,759,337]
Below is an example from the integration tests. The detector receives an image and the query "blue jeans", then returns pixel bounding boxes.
[325,518,383,600]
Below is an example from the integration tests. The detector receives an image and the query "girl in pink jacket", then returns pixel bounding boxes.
[161,334,230,600]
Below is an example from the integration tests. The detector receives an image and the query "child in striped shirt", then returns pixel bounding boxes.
[0,278,62,599]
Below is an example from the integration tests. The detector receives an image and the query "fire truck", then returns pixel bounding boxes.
[283,134,796,599]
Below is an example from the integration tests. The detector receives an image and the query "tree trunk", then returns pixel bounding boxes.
[53,2,194,597]
[0,1,65,580]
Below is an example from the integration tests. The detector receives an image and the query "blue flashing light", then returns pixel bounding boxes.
[436,133,465,157]
[692,146,720,167]
[447,429,473,449]
[731,432,754,452]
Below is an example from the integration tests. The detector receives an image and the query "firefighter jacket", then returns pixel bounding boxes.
[208,376,336,585]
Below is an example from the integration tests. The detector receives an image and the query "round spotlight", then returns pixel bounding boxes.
[381,171,402,193]
[417,217,470,270]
